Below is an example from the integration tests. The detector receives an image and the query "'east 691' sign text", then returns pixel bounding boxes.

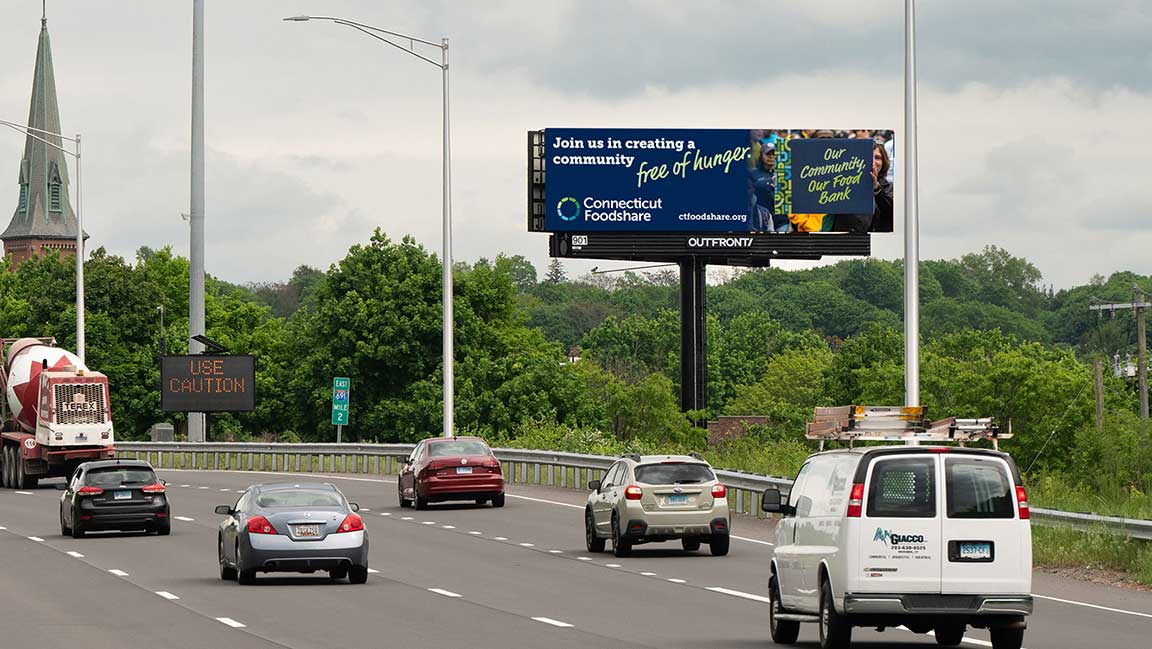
[160,355,256,412]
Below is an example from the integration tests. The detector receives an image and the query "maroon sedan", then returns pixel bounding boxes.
[398,437,505,509]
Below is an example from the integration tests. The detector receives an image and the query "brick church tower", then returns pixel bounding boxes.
[2,8,87,266]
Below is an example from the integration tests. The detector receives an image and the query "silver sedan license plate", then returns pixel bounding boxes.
[294,524,321,538]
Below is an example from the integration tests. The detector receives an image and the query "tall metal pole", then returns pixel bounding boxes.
[1093,358,1104,431]
[904,0,921,444]
[188,0,207,442]
[441,38,453,438]
[74,133,85,364]
[1137,287,1148,419]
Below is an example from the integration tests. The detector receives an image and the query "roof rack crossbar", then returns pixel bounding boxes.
[805,406,1010,447]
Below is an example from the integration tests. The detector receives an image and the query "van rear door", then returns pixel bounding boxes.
[940,454,1031,594]
[858,455,942,593]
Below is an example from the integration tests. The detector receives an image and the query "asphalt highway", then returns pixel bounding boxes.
[1,469,1150,649]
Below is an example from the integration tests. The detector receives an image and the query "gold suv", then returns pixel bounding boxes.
[584,453,730,557]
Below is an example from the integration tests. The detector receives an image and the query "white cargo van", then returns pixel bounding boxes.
[762,409,1032,649]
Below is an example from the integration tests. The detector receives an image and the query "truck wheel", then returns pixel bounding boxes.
[15,454,32,489]
[1,446,11,488]
[818,580,852,649]
[990,627,1024,649]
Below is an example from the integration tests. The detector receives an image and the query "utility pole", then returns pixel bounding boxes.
[1093,358,1104,432]
[1088,286,1150,419]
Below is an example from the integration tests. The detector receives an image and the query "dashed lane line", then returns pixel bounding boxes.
[27,536,44,542]
[428,588,462,598]
[155,591,180,600]
[216,617,246,628]
[109,569,129,577]
[15,491,33,495]
[174,516,195,522]
[667,578,686,584]
[532,617,574,628]
[706,586,771,603]
[66,551,84,558]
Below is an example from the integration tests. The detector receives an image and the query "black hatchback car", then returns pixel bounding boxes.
[59,459,170,538]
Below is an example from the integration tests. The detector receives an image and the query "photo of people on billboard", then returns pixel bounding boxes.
[540,128,894,234]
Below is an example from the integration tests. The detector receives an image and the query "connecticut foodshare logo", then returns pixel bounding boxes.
[557,196,581,221]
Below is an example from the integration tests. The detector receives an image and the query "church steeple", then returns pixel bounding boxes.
[2,6,85,265]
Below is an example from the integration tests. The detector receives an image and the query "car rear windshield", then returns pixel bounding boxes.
[867,457,936,518]
[634,462,714,485]
[256,489,345,508]
[428,440,490,457]
[946,457,1014,519]
[84,467,157,487]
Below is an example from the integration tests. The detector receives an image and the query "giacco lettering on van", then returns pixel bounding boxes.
[873,528,927,548]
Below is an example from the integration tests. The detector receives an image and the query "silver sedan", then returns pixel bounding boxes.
[216,482,369,584]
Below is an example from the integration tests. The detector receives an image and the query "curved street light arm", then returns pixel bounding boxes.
[0,118,78,143]
[332,20,443,68]
[287,15,443,48]
[0,120,77,157]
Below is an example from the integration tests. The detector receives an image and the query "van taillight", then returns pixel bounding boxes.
[246,516,276,534]
[1016,486,1030,520]
[711,484,727,499]
[846,483,865,517]
[624,486,643,500]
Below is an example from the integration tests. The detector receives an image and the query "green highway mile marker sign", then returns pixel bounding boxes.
[331,377,350,426]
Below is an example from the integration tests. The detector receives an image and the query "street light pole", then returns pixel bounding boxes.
[285,15,454,437]
[0,118,85,364]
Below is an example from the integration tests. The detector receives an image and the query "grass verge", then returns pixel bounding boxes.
[1032,524,1152,586]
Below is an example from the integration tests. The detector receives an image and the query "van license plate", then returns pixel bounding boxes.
[959,542,991,560]
[666,495,688,504]
[114,491,131,500]
[456,467,472,474]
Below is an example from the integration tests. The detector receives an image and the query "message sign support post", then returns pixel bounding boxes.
[331,377,350,443]
[679,258,707,415]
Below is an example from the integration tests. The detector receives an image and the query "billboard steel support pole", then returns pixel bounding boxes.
[904,0,921,444]
[679,258,707,417]
[187,0,207,443]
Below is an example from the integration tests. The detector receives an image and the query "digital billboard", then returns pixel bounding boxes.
[160,355,256,413]
[536,128,894,234]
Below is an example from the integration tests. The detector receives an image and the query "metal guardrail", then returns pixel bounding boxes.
[115,442,1150,534]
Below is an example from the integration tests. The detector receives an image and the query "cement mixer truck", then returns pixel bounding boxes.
[0,337,115,489]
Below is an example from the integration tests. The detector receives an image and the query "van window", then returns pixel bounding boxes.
[945,457,1014,519]
[867,457,936,518]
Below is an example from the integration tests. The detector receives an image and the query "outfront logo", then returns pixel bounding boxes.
[873,527,926,547]
[556,196,581,221]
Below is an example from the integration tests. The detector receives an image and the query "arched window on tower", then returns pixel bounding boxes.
[48,162,63,213]
[19,184,28,212]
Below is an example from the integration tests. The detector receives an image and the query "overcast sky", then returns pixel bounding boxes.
[1,1,1149,289]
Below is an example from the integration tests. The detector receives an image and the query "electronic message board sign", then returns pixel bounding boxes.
[160,355,256,413]
[533,128,894,235]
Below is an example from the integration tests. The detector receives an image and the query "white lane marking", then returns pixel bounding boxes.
[234,490,244,493]
[468,531,482,535]
[605,563,623,568]
[442,525,456,530]
[577,557,592,561]
[379,512,392,517]
[15,491,33,495]
[179,484,190,487]
[421,521,436,526]
[900,627,1003,649]
[1032,594,1152,619]
[667,578,686,584]
[549,550,563,554]
[109,569,129,577]
[732,535,774,546]
[532,617,574,628]
[519,542,535,547]
[197,486,209,490]
[509,494,581,509]
[640,572,657,576]
[493,536,508,541]
[428,588,462,598]
[401,517,414,521]
[0,526,6,530]
[219,488,231,491]
[367,568,380,574]
[707,586,772,603]
[361,508,371,512]
[67,551,84,558]
[174,516,195,522]
[216,617,246,628]
[155,591,180,600]
[27,536,44,542]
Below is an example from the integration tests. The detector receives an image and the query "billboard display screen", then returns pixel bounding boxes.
[160,355,256,413]
[540,128,894,234]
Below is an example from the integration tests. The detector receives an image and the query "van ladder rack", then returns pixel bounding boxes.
[804,406,1011,451]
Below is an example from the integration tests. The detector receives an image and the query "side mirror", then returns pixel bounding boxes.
[161,479,168,486]
[214,505,233,516]
[349,503,360,512]
[762,488,795,515]
[587,479,601,492]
